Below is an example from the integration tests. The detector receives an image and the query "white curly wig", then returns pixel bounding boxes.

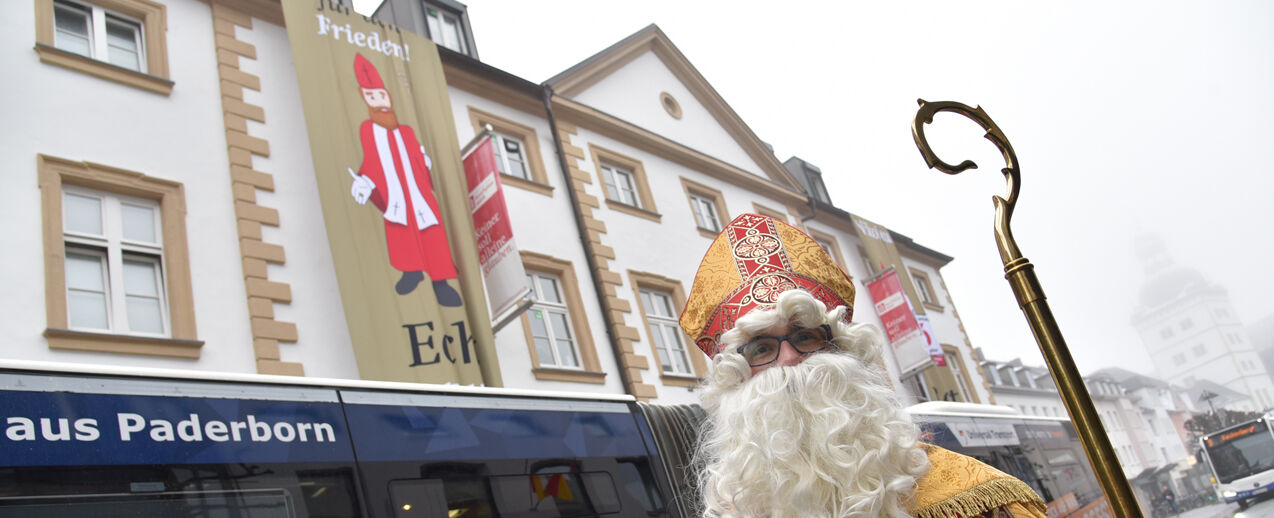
[695,289,929,518]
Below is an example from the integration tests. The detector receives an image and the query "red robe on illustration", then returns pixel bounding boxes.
[348,53,461,305]
[356,121,457,278]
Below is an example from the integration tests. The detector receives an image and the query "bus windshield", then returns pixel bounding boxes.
[1206,423,1274,484]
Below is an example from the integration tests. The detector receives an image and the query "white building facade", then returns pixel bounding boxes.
[1131,234,1274,412]
[2,0,992,405]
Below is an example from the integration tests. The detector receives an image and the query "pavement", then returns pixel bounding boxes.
[1175,503,1235,518]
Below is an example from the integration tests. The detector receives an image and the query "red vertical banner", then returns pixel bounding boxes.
[915,314,946,367]
[462,134,530,325]
[867,269,931,375]
[868,270,921,346]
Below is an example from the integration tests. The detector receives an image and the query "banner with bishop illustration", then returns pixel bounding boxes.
[282,0,500,386]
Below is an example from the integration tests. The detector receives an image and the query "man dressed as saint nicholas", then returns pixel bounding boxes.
[684,213,1048,517]
[347,53,461,306]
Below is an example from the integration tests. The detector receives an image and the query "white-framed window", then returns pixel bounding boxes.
[601,163,640,207]
[1180,318,1194,331]
[1001,367,1017,386]
[492,131,529,180]
[424,5,467,54]
[1160,327,1173,339]
[62,186,168,335]
[1172,352,1186,366]
[53,0,145,72]
[982,364,1002,385]
[913,273,936,305]
[1193,343,1206,357]
[689,193,720,232]
[944,350,972,400]
[639,289,693,375]
[525,272,581,369]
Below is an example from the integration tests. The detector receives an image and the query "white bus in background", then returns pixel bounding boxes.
[906,401,1106,517]
[1198,413,1274,510]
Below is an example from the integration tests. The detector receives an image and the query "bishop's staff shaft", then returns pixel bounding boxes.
[911,100,1142,518]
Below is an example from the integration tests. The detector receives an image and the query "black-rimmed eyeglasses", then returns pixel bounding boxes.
[734,324,834,367]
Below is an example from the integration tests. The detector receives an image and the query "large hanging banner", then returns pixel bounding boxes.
[853,213,932,377]
[282,0,499,386]
[850,214,926,314]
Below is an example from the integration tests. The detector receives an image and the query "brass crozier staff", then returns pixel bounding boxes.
[910,100,1143,518]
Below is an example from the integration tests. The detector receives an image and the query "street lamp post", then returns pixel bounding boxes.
[911,100,1143,518]
[1199,390,1220,426]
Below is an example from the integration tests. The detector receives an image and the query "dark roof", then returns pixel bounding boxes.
[782,156,819,197]
[1186,379,1248,406]
[890,230,954,266]
[545,24,661,87]
[436,46,542,97]
[1088,367,1168,391]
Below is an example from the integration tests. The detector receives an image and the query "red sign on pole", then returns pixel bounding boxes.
[867,270,921,348]
[916,313,945,367]
[462,135,529,322]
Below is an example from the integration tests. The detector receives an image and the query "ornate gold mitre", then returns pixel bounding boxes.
[679,213,856,358]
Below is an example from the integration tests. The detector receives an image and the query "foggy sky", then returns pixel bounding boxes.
[355,0,1274,377]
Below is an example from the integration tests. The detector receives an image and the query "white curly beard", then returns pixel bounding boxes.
[697,335,929,517]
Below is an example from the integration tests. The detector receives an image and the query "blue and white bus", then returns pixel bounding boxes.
[1199,413,1274,509]
[0,360,690,518]
[906,401,1105,514]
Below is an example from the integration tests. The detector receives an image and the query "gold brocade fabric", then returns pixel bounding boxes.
[679,214,856,357]
[908,445,1048,518]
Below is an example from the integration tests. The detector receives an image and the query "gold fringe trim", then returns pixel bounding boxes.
[914,478,1047,518]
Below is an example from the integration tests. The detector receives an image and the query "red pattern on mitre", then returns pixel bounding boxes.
[354,53,385,89]
[679,213,855,358]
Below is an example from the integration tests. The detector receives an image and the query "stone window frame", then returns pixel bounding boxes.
[38,154,200,357]
[468,107,552,197]
[751,202,787,223]
[589,144,660,222]
[942,343,978,404]
[628,270,707,387]
[908,268,944,313]
[518,251,605,384]
[679,177,729,238]
[33,0,172,95]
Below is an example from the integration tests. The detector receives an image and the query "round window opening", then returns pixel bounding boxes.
[660,92,683,120]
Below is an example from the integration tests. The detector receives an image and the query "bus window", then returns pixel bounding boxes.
[0,464,362,518]
[617,459,665,514]
[1208,427,1274,483]
[490,471,620,517]
[389,472,621,518]
[0,489,291,517]
[389,479,457,518]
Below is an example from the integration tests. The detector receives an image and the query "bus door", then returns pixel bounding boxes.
[0,371,364,517]
[339,391,674,518]
[1014,420,1097,503]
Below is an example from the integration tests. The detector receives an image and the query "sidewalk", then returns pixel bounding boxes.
[1175,502,1236,518]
